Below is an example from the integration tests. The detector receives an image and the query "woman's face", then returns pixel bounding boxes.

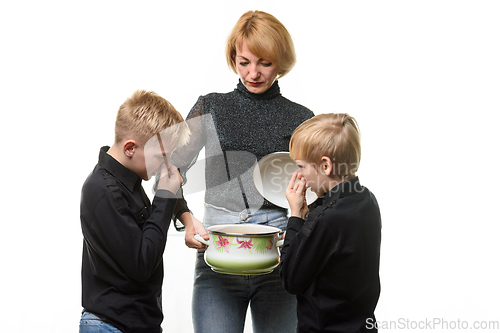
[236,40,278,94]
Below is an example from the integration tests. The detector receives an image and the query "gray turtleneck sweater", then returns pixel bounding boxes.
[172,80,314,218]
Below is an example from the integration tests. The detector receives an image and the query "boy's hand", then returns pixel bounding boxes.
[286,172,308,219]
[156,162,182,194]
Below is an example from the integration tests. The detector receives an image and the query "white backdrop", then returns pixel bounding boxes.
[1,1,499,332]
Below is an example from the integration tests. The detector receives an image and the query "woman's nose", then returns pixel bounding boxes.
[249,64,260,79]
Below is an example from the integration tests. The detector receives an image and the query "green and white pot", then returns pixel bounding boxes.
[194,224,284,275]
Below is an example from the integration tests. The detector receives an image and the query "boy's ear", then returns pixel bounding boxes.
[123,140,138,158]
[320,156,333,176]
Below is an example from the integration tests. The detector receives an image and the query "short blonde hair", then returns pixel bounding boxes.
[290,113,361,179]
[114,90,190,147]
[225,10,296,78]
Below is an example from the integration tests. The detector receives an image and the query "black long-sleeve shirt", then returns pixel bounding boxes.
[280,177,381,333]
[80,146,177,333]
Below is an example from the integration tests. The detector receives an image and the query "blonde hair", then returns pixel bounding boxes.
[114,90,190,147]
[290,113,361,179]
[225,10,296,78]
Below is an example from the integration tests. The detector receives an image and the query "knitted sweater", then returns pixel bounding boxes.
[172,80,314,215]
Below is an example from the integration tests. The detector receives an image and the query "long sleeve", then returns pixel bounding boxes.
[172,96,208,185]
[81,147,177,332]
[278,179,381,332]
[86,189,177,282]
[169,96,210,226]
[279,214,336,295]
[171,81,314,214]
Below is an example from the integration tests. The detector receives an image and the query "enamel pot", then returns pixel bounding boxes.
[194,224,284,275]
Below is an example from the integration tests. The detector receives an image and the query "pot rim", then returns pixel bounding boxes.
[207,223,282,237]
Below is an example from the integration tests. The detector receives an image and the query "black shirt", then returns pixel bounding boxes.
[280,177,381,333]
[80,147,177,333]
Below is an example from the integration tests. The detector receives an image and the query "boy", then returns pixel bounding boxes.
[79,90,190,333]
[279,113,381,333]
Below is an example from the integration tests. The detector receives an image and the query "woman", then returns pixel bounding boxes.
[172,10,314,333]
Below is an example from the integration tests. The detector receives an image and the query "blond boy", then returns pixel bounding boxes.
[279,113,381,333]
[79,90,190,333]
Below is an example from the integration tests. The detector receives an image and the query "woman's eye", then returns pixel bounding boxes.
[239,62,249,66]
[262,63,272,67]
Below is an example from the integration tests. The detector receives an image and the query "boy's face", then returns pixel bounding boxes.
[295,159,334,198]
[142,137,176,181]
[127,146,162,181]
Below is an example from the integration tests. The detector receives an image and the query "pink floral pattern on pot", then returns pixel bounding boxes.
[212,235,273,254]
[237,238,253,250]
[215,235,231,253]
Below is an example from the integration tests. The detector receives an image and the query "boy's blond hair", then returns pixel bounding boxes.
[225,10,296,79]
[114,90,190,147]
[290,113,361,179]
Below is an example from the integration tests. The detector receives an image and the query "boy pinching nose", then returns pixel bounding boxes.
[79,90,190,333]
[280,113,382,333]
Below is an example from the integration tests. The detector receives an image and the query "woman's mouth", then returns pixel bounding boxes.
[249,82,263,87]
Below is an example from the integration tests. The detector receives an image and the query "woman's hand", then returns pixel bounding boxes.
[286,172,308,219]
[180,212,209,250]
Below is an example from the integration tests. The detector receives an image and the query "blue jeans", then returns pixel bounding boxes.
[192,205,297,333]
[203,203,289,231]
[79,312,123,333]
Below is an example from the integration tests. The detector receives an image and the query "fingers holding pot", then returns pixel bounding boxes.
[194,234,210,248]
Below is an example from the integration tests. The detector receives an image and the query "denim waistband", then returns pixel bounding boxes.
[203,203,288,230]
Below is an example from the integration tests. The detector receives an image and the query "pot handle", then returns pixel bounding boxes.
[194,234,210,246]
[276,239,284,247]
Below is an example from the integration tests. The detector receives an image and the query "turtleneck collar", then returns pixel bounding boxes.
[236,79,281,100]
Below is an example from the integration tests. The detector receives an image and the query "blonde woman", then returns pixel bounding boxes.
[171,11,314,332]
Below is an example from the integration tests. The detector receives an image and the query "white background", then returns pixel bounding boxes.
[1,1,499,332]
